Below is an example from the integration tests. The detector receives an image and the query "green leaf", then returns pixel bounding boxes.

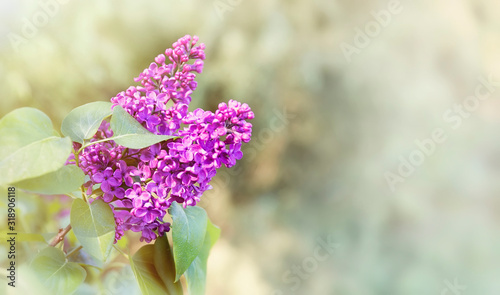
[61,101,113,143]
[185,219,220,295]
[0,108,72,186]
[206,218,221,248]
[70,199,116,261]
[0,108,58,157]
[130,245,170,295]
[13,165,85,195]
[169,202,208,281]
[30,247,87,294]
[184,235,210,295]
[154,235,184,294]
[109,105,174,149]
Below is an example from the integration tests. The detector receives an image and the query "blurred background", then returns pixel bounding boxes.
[1,0,500,294]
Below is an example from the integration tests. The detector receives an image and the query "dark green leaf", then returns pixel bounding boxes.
[169,202,208,281]
[130,245,170,295]
[70,199,116,261]
[0,108,72,185]
[185,219,220,295]
[30,247,86,295]
[14,165,85,195]
[154,235,184,294]
[61,101,113,143]
[109,105,174,149]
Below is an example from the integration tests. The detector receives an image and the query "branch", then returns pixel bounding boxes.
[49,224,72,247]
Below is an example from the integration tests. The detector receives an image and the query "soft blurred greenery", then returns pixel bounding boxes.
[2,0,500,294]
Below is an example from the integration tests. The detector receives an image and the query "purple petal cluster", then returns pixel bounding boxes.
[111,35,205,136]
[76,35,253,243]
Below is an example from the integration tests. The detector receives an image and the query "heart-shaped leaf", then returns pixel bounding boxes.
[0,108,72,186]
[70,199,116,261]
[61,101,113,143]
[14,165,85,195]
[109,105,174,149]
[154,235,183,294]
[169,202,207,281]
[130,245,171,295]
[30,247,86,294]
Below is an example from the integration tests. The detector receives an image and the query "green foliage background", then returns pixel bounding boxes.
[1,0,500,294]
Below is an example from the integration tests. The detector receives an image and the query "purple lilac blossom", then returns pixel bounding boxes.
[75,35,253,243]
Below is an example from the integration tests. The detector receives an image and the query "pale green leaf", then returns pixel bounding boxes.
[109,105,174,149]
[14,165,85,195]
[206,218,221,248]
[61,101,113,143]
[0,108,72,186]
[30,247,86,295]
[70,199,116,261]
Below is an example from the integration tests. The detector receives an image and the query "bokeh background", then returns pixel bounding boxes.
[1,0,500,294]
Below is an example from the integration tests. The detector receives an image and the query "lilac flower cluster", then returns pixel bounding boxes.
[76,35,253,243]
[111,35,205,136]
